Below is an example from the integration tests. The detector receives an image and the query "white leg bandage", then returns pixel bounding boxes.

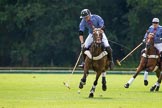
[102,72,106,77]
[92,85,96,89]
[144,71,148,81]
[128,77,135,85]
[90,85,96,93]
[155,82,160,86]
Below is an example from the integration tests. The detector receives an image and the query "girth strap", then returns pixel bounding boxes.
[84,51,108,60]
[142,53,159,59]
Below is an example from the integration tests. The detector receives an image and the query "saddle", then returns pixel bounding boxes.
[141,48,161,71]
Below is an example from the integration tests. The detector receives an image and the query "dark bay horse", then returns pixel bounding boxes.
[124,33,161,90]
[79,28,110,98]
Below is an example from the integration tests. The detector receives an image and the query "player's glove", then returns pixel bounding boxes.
[142,39,146,43]
[81,43,84,50]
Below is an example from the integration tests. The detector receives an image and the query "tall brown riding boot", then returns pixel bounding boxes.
[105,47,114,70]
[160,52,162,71]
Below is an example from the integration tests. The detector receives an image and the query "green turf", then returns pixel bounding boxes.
[0,73,161,108]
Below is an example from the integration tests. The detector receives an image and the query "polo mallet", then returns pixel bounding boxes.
[116,42,143,66]
[63,51,82,89]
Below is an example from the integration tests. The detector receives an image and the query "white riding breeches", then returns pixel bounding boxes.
[84,33,110,48]
[154,43,162,52]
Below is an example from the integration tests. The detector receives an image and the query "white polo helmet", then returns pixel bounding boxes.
[152,18,160,23]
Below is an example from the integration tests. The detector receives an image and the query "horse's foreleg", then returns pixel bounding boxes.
[144,66,158,86]
[89,72,101,98]
[150,72,162,92]
[102,72,107,91]
[124,67,142,88]
[144,71,149,86]
[79,70,89,89]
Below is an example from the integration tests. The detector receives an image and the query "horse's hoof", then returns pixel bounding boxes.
[144,80,148,86]
[155,86,160,91]
[89,93,94,98]
[124,83,129,88]
[102,85,107,91]
[79,83,83,89]
[79,81,86,89]
[150,85,156,92]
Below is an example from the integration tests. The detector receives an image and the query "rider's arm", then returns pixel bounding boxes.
[144,30,149,39]
[144,26,153,38]
[142,30,149,43]
[79,31,84,44]
[79,20,85,44]
[96,15,105,30]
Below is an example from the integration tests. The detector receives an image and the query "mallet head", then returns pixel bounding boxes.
[116,60,121,66]
[63,82,70,89]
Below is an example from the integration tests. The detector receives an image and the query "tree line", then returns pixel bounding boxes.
[0,0,162,67]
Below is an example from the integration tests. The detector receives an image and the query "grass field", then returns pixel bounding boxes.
[0,73,162,108]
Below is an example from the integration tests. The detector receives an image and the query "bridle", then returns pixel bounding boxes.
[146,33,154,50]
[92,28,103,46]
[90,28,103,69]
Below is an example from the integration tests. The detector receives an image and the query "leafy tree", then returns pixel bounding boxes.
[126,0,162,64]
[1,0,161,67]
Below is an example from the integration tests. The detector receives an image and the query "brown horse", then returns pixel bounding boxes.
[124,33,161,90]
[79,28,110,98]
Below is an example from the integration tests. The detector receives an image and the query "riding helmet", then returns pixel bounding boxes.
[80,9,91,18]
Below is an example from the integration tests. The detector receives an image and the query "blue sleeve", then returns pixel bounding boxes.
[96,15,104,28]
[79,20,85,32]
[144,27,151,39]
[144,31,148,39]
[160,28,162,38]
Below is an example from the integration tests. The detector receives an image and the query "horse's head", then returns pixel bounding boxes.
[90,28,104,55]
[146,33,154,50]
[92,28,103,45]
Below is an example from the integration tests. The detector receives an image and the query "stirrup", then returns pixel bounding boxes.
[78,62,85,68]
[109,61,114,70]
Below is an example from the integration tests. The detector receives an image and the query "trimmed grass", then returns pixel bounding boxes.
[0,73,161,108]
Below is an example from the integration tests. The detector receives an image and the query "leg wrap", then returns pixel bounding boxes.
[105,47,113,61]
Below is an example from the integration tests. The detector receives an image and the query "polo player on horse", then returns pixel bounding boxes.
[142,18,162,82]
[124,18,162,89]
[78,9,114,70]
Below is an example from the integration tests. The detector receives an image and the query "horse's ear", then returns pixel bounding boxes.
[100,30,104,33]
[93,28,97,31]
[149,33,154,37]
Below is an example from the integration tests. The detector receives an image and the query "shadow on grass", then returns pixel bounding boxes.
[141,90,162,93]
[83,96,113,100]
